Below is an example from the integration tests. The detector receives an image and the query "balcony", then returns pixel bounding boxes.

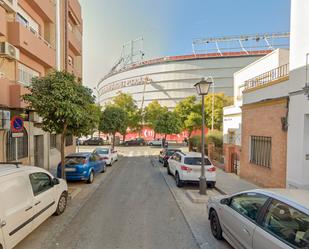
[68,0,82,24]
[0,78,14,107]
[26,0,55,23]
[8,21,56,68]
[10,83,29,108]
[244,64,289,92]
[68,28,82,56]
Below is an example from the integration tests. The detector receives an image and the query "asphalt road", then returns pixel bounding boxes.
[49,153,199,249]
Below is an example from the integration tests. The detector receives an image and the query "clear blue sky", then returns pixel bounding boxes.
[79,0,291,88]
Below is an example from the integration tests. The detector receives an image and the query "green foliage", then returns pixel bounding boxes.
[154,110,182,137]
[144,100,168,129]
[99,105,128,135]
[195,93,233,130]
[189,135,202,150]
[22,70,98,178]
[113,93,141,133]
[206,130,223,147]
[23,71,98,136]
[184,112,202,135]
[174,96,197,126]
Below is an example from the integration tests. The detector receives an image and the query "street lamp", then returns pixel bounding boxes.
[194,77,213,195]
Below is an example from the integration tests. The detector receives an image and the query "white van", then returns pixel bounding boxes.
[0,164,68,249]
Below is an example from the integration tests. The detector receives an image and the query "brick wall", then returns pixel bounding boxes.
[240,98,288,188]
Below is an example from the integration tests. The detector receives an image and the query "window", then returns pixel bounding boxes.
[65,135,73,146]
[262,199,309,248]
[65,156,86,165]
[68,55,74,66]
[6,128,28,161]
[184,157,212,166]
[250,136,271,167]
[29,173,53,196]
[229,192,269,222]
[17,7,40,34]
[50,134,57,149]
[18,63,40,86]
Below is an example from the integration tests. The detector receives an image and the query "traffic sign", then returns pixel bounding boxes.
[11,116,24,133]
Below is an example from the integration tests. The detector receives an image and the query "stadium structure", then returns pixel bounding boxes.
[97,33,289,109]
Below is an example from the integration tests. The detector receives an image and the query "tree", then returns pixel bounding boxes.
[99,105,128,148]
[23,71,99,178]
[174,96,197,126]
[196,93,233,130]
[154,110,182,139]
[144,100,168,138]
[113,93,141,140]
[184,112,202,137]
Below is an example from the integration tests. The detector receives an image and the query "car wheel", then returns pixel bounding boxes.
[210,210,223,240]
[149,143,153,146]
[208,182,216,188]
[54,192,68,216]
[175,172,183,187]
[163,161,168,167]
[101,165,106,173]
[87,171,94,184]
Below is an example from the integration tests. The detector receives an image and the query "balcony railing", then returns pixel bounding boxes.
[244,64,289,91]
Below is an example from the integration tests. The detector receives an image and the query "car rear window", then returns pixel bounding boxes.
[184,157,212,165]
[97,149,109,154]
[65,157,86,165]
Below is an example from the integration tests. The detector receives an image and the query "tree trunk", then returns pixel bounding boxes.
[154,132,156,139]
[112,133,116,149]
[60,125,67,179]
[122,133,126,143]
[164,133,167,139]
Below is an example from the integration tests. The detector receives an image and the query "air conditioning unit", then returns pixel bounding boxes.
[0,42,20,61]
[0,0,17,13]
[30,112,43,124]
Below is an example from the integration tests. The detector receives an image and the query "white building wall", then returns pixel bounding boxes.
[286,0,309,189]
[234,49,289,107]
[99,55,264,109]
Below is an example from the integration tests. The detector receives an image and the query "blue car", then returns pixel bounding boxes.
[57,152,106,183]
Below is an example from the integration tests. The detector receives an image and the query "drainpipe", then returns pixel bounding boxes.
[55,0,61,71]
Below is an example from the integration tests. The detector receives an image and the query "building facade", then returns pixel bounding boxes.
[0,0,82,169]
[98,52,269,110]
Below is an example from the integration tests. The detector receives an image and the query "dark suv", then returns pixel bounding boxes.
[83,137,104,146]
[123,138,146,146]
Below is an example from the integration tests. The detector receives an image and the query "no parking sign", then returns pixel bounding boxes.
[11,116,24,137]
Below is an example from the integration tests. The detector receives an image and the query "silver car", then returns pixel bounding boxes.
[207,189,309,249]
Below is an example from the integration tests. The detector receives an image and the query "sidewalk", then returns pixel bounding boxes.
[215,168,257,195]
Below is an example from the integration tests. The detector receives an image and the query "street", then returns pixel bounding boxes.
[48,146,199,249]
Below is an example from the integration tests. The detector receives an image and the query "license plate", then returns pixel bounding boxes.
[65,168,76,172]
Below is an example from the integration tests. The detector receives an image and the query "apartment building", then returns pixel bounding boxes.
[0,0,83,169]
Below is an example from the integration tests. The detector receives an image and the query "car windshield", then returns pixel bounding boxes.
[184,157,211,165]
[65,157,86,165]
[97,149,109,154]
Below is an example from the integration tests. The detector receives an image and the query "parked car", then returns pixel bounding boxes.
[57,152,106,183]
[167,151,216,188]
[123,138,146,146]
[159,148,182,166]
[76,136,89,145]
[207,189,309,249]
[94,147,118,166]
[83,137,104,146]
[0,164,68,249]
[148,139,162,146]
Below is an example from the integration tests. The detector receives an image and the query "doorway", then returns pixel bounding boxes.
[34,135,44,167]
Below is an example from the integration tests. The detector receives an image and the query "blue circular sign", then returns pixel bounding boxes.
[11,116,24,133]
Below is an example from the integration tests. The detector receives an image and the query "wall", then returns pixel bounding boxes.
[234,49,289,107]
[240,98,288,187]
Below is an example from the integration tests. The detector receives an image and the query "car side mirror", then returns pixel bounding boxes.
[52,178,60,185]
[220,198,230,205]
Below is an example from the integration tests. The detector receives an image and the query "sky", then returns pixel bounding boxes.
[79,0,291,89]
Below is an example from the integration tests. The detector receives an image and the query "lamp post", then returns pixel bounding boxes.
[194,77,213,195]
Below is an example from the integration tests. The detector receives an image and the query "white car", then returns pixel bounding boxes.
[95,147,118,166]
[167,151,216,188]
[148,139,162,146]
[0,164,68,249]
[207,189,309,249]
